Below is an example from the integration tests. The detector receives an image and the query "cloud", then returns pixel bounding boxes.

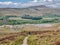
[18,2,42,8]
[44,0,53,2]
[32,0,38,2]
[0,1,44,8]
[0,1,21,8]
[47,3,60,8]
[32,0,53,2]
[0,1,17,5]
[0,0,60,8]
[48,0,53,2]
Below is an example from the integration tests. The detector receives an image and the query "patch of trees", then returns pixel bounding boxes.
[21,15,42,20]
[43,13,60,18]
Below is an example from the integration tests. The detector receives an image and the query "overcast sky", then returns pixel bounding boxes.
[0,0,60,8]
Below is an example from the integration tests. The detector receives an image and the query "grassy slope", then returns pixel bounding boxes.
[0,27,26,45]
[28,31,60,45]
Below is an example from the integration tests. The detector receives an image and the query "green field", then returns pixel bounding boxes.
[0,13,60,25]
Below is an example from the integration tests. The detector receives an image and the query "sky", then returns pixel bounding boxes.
[0,0,60,8]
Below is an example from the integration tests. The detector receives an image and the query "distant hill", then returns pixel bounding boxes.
[27,5,47,8]
[0,5,60,16]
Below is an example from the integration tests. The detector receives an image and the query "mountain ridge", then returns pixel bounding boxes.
[0,5,60,16]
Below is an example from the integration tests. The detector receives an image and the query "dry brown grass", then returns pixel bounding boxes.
[28,31,60,45]
[27,24,60,45]
[22,24,60,32]
[0,8,60,16]
[0,24,60,45]
[0,27,27,45]
[55,41,60,45]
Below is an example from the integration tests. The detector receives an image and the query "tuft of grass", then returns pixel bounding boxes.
[12,36,25,45]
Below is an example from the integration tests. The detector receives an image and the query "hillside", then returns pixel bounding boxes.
[0,5,60,16]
